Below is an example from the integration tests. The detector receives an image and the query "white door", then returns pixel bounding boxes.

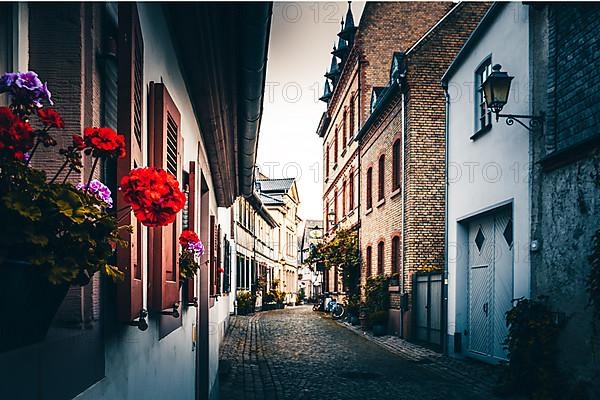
[467,209,513,362]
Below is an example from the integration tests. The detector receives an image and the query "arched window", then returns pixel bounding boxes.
[392,139,401,191]
[391,236,400,274]
[366,167,373,209]
[366,246,372,276]
[378,154,385,201]
[342,179,346,216]
[377,241,384,274]
[342,109,347,148]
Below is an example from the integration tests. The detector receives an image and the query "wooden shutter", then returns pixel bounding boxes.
[148,82,182,311]
[186,161,197,304]
[209,215,217,296]
[217,224,222,294]
[116,3,144,322]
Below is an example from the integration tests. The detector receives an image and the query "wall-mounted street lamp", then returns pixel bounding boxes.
[482,64,543,132]
[327,210,336,228]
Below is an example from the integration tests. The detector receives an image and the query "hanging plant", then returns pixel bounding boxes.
[178,229,205,280]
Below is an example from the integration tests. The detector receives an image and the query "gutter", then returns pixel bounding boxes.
[238,2,273,197]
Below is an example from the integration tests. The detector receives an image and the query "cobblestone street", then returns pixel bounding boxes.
[219,306,513,400]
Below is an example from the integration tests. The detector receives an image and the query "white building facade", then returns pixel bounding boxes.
[442,2,531,364]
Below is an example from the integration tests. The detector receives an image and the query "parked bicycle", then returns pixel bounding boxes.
[325,298,345,320]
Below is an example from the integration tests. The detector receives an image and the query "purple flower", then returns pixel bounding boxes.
[188,240,205,258]
[77,179,113,208]
[0,71,53,108]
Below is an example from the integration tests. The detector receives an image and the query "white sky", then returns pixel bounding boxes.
[257,1,365,221]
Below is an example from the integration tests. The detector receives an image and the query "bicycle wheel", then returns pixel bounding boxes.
[331,304,345,319]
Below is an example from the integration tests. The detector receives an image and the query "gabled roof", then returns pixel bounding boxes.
[441,2,505,84]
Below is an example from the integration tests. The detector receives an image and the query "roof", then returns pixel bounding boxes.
[256,178,295,193]
[441,2,505,84]
[260,192,285,206]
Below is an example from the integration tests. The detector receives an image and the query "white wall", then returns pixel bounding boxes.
[76,4,228,399]
[446,3,530,354]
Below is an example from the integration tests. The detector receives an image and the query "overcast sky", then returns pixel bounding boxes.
[256,2,365,221]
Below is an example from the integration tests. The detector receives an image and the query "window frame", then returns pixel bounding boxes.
[473,56,493,138]
[366,167,373,210]
[377,241,384,275]
[392,139,401,191]
[378,154,385,201]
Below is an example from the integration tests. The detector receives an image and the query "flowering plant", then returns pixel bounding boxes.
[178,230,204,279]
[119,167,186,227]
[0,71,185,285]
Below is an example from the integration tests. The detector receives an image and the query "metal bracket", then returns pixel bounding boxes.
[160,304,180,318]
[127,309,149,331]
[187,297,199,307]
[496,112,544,132]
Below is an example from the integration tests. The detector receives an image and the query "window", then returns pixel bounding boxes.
[475,58,492,133]
[342,109,347,148]
[378,154,385,201]
[184,161,197,305]
[366,246,372,276]
[366,167,373,209]
[349,169,355,210]
[0,4,14,106]
[342,179,346,216]
[377,241,384,274]
[325,144,330,178]
[349,95,355,139]
[334,127,339,165]
[392,139,401,191]
[391,236,400,275]
[333,189,338,224]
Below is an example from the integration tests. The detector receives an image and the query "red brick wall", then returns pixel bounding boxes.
[358,3,491,295]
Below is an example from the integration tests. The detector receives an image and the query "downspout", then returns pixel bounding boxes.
[442,81,450,356]
[400,89,406,338]
[356,60,362,297]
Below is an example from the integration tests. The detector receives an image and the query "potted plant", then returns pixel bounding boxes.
[358,302,369,330]
[369,310,388,337]
[0,71,186,351]
[178,230,205,285]
[236,290,255,315]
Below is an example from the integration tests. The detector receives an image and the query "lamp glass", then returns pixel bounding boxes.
[482,65,514,113]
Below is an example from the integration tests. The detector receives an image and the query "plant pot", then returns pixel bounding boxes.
[0,261,70,352]
[372,323,386,337]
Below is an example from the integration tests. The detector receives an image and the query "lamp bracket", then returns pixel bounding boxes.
[496,113,544,132]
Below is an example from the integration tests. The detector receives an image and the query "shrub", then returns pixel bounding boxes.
[236,290,255,315]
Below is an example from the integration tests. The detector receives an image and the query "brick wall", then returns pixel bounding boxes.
[358,3,491,297]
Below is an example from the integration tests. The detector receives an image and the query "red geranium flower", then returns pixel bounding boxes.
[84,127,126,159]
[180,230,200,247]
[72,134,86,150]
[37,108,64,129]
[217,267,224,274]
[0,106,34,160]
[119,167,187,227]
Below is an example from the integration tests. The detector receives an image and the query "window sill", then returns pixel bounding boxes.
[390,187,401,199]
[388,285,401,293]
[341,148,347,158]
[365,207,373,216]
[333,163,338,171]
[324,177,329,184]
[376,198,385,208]
[348,209,355,217]
[470,124,492,141]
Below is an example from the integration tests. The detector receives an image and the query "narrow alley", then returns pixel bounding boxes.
[219,307,510,400]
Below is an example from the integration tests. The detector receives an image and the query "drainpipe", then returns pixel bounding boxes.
[356,60,362,298]
[442,81,450,356]
[400,89,406,338]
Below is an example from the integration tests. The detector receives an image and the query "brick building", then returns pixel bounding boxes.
[317,1,454,296]
[355,2,490,342]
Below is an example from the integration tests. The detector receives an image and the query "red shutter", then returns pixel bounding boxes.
[209,215,216,296]
[186,161,197,304]
[116,3,144,322]
[148,82,182,311]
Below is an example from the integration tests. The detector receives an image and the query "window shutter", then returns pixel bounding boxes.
[148,82,182,311]
[116,3,144,322]
[209,215,217,296]
[186,161,197,305]
[217,225,222,294]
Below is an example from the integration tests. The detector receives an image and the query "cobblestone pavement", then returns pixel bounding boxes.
[219,306,515,400]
